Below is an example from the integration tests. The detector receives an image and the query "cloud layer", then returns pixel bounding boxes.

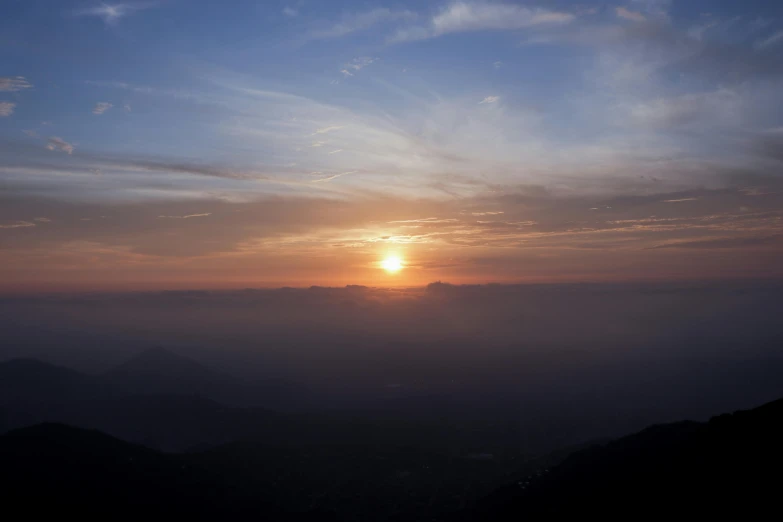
[1,0,782,289]
[390,2,574,42]
[74,3,157,25]
[0,77,32,92]
[92,102,113,115]
[0,102,15,117]
[45,137,75,154]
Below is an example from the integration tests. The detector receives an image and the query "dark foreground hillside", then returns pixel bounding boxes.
[0,423,333,521]
[460,397,783,520]
[1,398,781,521]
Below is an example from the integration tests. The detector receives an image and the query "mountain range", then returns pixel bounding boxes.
[0,348,313,450]
[1,397,781,521]
[0,349,616,454]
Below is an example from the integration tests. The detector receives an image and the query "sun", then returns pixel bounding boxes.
[381,256,403,273]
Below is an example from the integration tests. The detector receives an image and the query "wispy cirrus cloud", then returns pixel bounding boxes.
[390,2,575,43]
[648,235,783,250]
[92,102,113,115]
[0,76,32,92]
[157,213,212,219]
[311,171,356,183]
[74,2,158,25]
[339,57,377,78]
[345,57,375,72]
[45,137,75,154]
[615,7,646,22]
[625,88,742,129]
[388,217,459,224]
[85,80,157,94]
[309,8,416,39]
[311,126,344,136]
[210,78,768,200]
[0,221,36,230]
[3,0,783,287]
[756,30,783,50]
[0,102,16,117]
[662,197,699,203]
[10,13,783,209]
[1,184,781,284]
[471,211,504,216]
[628,0,671,18]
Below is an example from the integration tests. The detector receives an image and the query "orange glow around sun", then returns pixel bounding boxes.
[381,256,403,273]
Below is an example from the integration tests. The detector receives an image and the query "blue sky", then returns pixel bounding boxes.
[1,1,783,289]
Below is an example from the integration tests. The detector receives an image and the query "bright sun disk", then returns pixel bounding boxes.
[381,256,403,273]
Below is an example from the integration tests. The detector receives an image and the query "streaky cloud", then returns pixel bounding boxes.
[92,102,113,115]
[309,8,416,40]
[390,2,575,43]
[157,213,212,219]
[0,102,16,117]
[0,221,36,229]
[74,2,158,25]
[45,137,75,155]
[0,77,32,92]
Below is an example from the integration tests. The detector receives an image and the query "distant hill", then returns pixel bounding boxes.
[0,350,310,450]
[460,397,783,519]
[0,358,107,407]
[104,347,233,396]
[102,347,313,409]
[0,352,532,452]
[62,394,289,451]
[1,351,592,453]
[0,358,114,430]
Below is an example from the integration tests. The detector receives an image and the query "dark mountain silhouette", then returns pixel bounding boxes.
[103,347,313,409]
[460,397,783,520]
[0,423,334,522]
[0,358,114,432]
[0,354,525,452]
[0,356,496,452]
[0,353,589,453]
[0,350,317,449]
[192,440,521,520]
[0,422,529,522]
[0,358,107,407]
[2,397,781,521]
[62,394,289,451]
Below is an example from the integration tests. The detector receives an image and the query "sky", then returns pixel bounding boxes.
[1,0,783,291]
